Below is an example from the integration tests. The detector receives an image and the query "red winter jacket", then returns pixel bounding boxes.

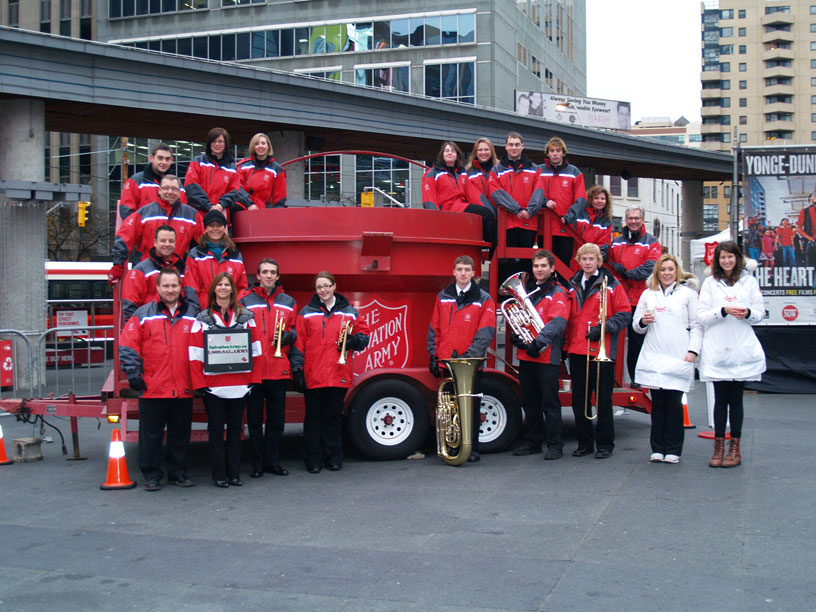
[119,298,198,399]
[121,248,199,321]
[237,157,287,209]
[111,198,203,266]
[565,269,632,359]
[537,158,587,218]
[607,228,662,307]
[184,152,250,223]
[118,164,188,220]
[422,163,470,213]
[463,160,496,212]
[513,277,571,366]
[488,156,545,231]
[188,307,262,393]
[427,282,496,361]
[238,284,298,381]
[562,201,612,250]
[292,293,370,389]
[184,244,249,310]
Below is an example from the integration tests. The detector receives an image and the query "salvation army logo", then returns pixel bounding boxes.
[704,242,718,266]
[782,305,798,321]
[353,298,411,376]
[2,357,12,372]
[225,336,230,341]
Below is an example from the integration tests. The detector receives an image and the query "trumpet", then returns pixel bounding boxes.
[337,320,353,365]
[272,311,286,358]
[499,272,545,344]
[585,274,613,421]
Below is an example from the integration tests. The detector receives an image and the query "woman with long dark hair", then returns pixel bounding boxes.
[189,272,261,487]
[698,241,766,468]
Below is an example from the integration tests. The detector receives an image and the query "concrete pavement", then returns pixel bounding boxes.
[0,385,814,611]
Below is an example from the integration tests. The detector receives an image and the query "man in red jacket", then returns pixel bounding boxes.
[566,244,631,459]
[509,249,571,459]
[606,206,661,384]
[239,258,298,478]
[540,137,587,266]
[427,255,496,463]
[119,268,198,491]
[118,143,188,220]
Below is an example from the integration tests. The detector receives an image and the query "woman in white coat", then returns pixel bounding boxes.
[698,241,766,468]
[633,254,702,464]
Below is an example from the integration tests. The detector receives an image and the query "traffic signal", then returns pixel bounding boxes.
[78,201,90,227]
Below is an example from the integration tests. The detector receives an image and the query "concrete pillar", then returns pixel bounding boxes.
[0,98,47,392]
[270,131,305,201]
[681,180,703,269]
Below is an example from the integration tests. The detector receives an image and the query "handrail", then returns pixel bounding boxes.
[363,186,404,208]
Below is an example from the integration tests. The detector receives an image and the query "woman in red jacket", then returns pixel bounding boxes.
[562,185,613,254]
[237,132,287,209]
[184,127,250,222]
[422,141,496,256]
[185,209,248,309]
[291,272,369,473]
[189,272,261,488]
[463,137,498,212]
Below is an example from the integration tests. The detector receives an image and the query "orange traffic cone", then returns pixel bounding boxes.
[682,392,695,429]
[100,428,136,490]
[0,423,12,465]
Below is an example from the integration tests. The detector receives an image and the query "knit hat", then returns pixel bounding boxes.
[203,209,228,227]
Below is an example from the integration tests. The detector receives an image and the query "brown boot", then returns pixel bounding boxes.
[709,437,725,468]
[721,437,741,468]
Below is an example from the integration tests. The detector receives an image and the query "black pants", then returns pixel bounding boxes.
[518,361,562,450]
[552,235,574,268]
[569,354,615,452]
[204,393,245,481]
[246,379,286,470]
[650,388,684,455]
[303,386,347,469]
[464,204,497,257]
[498,228,537,288]
[138,397,192,482]
[626,306,645,383]
[713,380,745,438]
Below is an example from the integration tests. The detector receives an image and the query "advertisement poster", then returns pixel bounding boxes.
[741,146,816,325]
[515,92,631,130]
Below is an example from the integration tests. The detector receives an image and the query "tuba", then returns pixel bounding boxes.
[436,357,485,466]
[499,272,545,344]
[337,320,353,365]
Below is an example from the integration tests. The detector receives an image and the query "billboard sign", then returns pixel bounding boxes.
[515,92,631,130]
[742,146,816,325]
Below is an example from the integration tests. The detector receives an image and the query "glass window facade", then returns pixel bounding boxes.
[304,154,341,203]
[355,156,410,206]
[109,0,207,18]
[424,61,475,104]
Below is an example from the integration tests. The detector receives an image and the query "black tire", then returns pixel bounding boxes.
[478,377,522,453]
[347,379,430,460]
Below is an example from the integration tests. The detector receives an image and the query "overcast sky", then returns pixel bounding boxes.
[585,0,703,124]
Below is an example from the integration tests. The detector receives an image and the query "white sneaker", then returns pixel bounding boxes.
[662,454,680,464]
[649,453,664,462]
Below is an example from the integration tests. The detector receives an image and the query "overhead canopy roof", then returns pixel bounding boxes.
[0,27,730,180]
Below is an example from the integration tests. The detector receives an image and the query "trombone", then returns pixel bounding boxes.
[584,274,613,420]
[337,320,353,365]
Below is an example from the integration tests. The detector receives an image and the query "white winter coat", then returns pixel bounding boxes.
[697,272,766,382]
[632,282,702,392]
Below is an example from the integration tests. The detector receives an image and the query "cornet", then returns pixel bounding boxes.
[272,311,286,359]
[499,272,545,344]
[337,320,353,365]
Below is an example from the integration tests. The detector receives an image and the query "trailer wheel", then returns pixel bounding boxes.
[347,380,429,460]
[478,378,522,453]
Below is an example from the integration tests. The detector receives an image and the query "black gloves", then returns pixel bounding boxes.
[609,262,627,277]
[345,334,367,352]
[128,376,147,392]
[429,357,441,378]
[280,331,295,346]
[510,333,528,349]
[526,335,547,358]
[586,325,602,341]
[293,370,307,393]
